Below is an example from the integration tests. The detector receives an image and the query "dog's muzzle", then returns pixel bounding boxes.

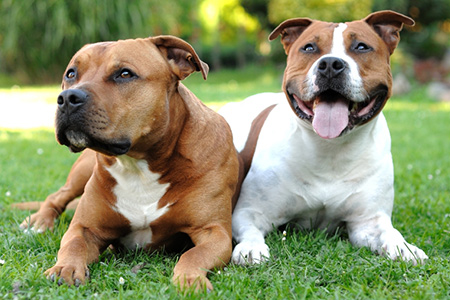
[317,56,346,80]
[55,89,131,155]
[57,89,89,115]
[286,56,389,139]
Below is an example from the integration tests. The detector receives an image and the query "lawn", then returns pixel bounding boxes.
[1,66,449,299]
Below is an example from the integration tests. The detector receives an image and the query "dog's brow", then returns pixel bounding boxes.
[109,58,138,70]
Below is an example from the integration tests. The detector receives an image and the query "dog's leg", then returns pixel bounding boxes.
[347,213,428,265]
[45,222,106,286]
[231,208,271,265]
[18,150,95,232]
[172,224,232,292]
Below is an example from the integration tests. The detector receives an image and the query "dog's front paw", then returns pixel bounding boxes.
[382,241,428,265]
[45,264,89,286]
[232,241,270,265]
[172,273,213,293]
[20,210,58,233]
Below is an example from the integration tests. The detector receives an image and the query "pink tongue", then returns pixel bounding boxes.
[312,99,349,139]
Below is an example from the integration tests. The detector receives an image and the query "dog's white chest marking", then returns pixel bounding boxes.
[106,156,170,248]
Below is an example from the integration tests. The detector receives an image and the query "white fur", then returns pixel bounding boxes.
[220,22,428,265]
[106,156,170,249]
[219,94,279,151]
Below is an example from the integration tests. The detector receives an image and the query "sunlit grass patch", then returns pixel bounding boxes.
[0,85,60,104]
[385,100,450,112]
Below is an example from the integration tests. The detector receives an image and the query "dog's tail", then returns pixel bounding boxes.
[11,199,79,211]
[11,201,43,210]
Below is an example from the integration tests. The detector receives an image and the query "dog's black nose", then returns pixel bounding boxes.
[317,57,346,79]
[57,89,88,113]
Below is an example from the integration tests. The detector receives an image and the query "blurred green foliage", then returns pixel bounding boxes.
[373,0,450,59]
[0,0,258,83]
[0,0,449,84]
[267,0,372,23]
[0,0,203,83]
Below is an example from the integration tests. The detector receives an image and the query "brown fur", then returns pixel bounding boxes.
[16,36,239,292]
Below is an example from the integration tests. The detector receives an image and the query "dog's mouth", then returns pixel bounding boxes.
[57,129,131,156]
[56,102,132,156]
[287,87,388,139]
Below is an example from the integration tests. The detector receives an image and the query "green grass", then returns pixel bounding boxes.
[1,66,450,299]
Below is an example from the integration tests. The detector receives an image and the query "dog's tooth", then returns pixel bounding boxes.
[313,99,319,109]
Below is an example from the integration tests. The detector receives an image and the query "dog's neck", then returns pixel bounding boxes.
[293,112,391,171]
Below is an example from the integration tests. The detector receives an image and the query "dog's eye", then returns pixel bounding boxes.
[113,68,137,83]
[120,69,133,79]
[114,68,138,82]
[301,43,316,53]
[354,42,371,52]
[66,68,76,80]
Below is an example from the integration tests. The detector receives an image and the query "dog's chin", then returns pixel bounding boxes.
[287,86,388,138]
[57,129,131,156]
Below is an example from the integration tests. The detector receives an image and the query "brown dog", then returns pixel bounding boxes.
[17,35,239,291]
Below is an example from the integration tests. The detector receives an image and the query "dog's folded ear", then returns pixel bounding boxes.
[151,35,209,80]
[268,18,313,55]
[364,10,415,55]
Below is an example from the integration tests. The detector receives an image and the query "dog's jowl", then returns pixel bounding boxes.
[220,10,428,265]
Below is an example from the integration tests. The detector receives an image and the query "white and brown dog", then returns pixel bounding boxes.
[220,10,428,265]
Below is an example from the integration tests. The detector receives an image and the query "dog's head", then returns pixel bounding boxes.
[55,35,208,156]
[269,10,414,139]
